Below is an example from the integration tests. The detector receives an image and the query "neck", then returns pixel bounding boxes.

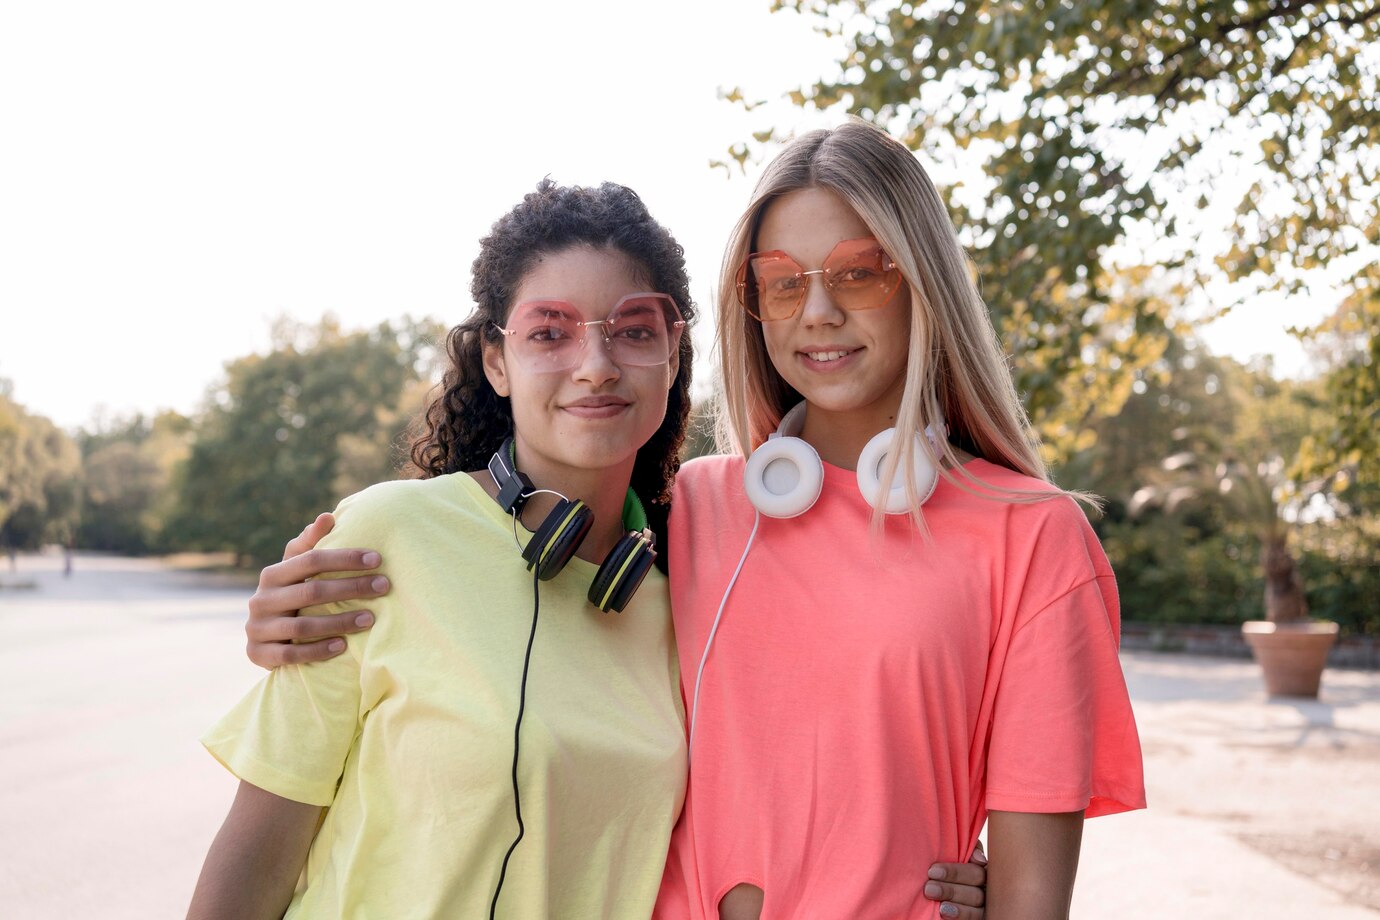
[798,400,902,471]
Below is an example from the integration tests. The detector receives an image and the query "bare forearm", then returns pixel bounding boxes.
[985,810,1084,920]
[188,782,323,920]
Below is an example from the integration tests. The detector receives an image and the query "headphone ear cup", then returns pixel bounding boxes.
[856,429,939,514]
[588,532,657,613]
[521,499,593,580]
[743,436,824,518]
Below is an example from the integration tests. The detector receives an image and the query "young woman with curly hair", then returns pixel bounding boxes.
[189,180,697,918]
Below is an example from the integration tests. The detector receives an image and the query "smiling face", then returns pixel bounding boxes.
[755,187,912,435]
[482,245,678,487]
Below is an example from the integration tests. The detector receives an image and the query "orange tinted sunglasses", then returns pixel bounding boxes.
[735,237,903,321]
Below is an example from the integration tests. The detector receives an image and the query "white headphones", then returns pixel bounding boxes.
[742,401,945,517]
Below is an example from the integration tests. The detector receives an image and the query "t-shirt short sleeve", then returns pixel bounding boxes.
[984,505,1146,818]
[202,651,362,806]
[200,491,382,806]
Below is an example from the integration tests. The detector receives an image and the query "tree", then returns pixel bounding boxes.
[1295,269,1380,501]
[1063,336,1264,623]
[164,316,443,566]
[1120,351,1348,624]
[730,0,1378,461]
[76,411,192,554]
[0,392,82,552]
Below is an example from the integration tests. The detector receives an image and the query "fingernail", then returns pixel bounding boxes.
[361,552,381,567]
[940,904,959,918]
[927,866,946,880]
[327,639,345,653]
[355,612,374,627]
[972,849,988,866]
[370,576,389,592]
[924,881,943,899]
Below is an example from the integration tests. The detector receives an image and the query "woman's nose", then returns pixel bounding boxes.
[798,271,844,327]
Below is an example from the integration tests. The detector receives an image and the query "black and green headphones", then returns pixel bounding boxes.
[486,438,657,613]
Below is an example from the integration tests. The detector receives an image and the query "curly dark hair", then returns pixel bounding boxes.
[410,179,695,555]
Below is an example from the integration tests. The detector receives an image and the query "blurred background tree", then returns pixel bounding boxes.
[1295,276,1380,497]
[161,316,443,567]
[0,383,82,554]
[75,411,192,555]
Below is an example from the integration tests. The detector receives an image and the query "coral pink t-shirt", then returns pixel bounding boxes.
[654,455,1145,919]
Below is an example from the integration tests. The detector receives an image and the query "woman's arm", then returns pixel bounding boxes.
[985,811,1084,920]
[187,782,323,920]
[246,513,388,668]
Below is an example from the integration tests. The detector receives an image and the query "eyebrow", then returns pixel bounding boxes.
[614,302,658,319]
[517,300,580,319]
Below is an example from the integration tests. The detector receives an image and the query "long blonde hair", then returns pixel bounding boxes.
[716,120,1081,521]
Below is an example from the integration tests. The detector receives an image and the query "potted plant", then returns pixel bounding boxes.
[1133,449,1339,698]
[1235,462,1338,698]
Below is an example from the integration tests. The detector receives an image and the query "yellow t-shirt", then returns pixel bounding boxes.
[203,473,687,918]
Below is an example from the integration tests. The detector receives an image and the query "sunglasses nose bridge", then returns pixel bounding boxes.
[796,267,846,321]
[575,319,617,349]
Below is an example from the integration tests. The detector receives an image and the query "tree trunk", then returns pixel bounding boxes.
[1262,535,1309,624]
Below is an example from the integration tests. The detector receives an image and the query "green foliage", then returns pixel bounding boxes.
[1100,511,1380,635]
[76,412,191,554]
[1066,327,1376,630]
[163,316,443,567]
[1296,514,1380,635]
[1099,515,1261,626]
[1294,274,1380,500]
[0,392,82,551]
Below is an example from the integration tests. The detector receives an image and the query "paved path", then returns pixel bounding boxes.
[1,551,1376,918]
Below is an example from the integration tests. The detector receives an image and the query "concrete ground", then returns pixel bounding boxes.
[1,551,1376,918]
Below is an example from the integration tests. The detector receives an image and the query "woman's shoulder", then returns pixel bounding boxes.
[334,475,445,515]
[955,463,1115,612]
[951,458,1060,495]
[327,474,487,542]
[946,460,1079,517]
[945,460,1103,558]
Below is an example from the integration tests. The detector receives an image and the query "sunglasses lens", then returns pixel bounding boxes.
[505,302,582,371]
[824,239,901,311]
[746,254,807,321]
[606,295,682,366]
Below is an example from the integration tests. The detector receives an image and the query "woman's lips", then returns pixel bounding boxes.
[798,347,861,371]
[561,397,631,419]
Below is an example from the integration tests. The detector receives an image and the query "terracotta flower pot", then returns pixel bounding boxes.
[1241,620,1340,698]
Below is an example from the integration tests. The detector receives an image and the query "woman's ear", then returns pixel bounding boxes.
[482,340,511,398]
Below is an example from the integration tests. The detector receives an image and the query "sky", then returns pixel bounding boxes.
[0,2,1337,431]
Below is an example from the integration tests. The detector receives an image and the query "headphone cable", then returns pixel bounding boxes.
[489,563,542,918]
[687,509,760,765]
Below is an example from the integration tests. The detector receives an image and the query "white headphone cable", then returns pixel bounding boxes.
[687,508,760,766]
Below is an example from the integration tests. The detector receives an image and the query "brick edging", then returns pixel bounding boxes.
[1121,621,1380,670]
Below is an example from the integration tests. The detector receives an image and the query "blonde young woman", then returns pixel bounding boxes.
[240,122,1141,918]
[651,122,1144,919]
